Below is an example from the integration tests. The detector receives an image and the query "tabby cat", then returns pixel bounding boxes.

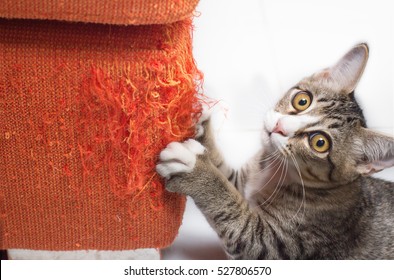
[156,43,394,259]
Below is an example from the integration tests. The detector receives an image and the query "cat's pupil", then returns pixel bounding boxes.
[299,99,308,106]
[316,139,325,147]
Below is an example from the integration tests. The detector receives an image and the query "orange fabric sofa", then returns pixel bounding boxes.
[0,0,201,252]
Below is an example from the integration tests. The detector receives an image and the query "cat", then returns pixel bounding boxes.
[156,43,394,259]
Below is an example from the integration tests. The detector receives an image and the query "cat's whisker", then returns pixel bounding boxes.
[272,144,290,158]
[289,154,306,223]
[250,156,284,198]
[259,150,281,162]
[254,154,282,183]
[263,156,289,208]
[255,152,282,176]
[256,156,288,207]
[252,157,284,201]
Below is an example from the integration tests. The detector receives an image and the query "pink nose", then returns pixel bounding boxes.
[272,121,287,136]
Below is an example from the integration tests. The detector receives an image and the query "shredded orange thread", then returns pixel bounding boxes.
[0,18,208,250]
[75,55,204,203]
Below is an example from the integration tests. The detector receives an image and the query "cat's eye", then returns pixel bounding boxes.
[309,133,330,153]
[292,91,312,112]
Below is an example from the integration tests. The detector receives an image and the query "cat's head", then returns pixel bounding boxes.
[262,43,394,187]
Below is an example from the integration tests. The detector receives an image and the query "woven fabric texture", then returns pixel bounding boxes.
[0,18,202,250]
[0,0,199,25]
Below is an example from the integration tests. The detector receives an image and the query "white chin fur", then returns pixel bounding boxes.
[270,133,289,151]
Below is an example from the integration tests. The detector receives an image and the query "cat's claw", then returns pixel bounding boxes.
[195,104,214,139]
[156,139,205,180]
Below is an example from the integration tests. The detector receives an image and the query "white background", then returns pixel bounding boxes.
[163,0,394,259]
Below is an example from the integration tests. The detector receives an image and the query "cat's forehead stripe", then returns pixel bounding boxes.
[300,121,323,132]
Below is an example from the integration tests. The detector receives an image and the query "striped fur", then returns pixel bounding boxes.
[157,43,394,259]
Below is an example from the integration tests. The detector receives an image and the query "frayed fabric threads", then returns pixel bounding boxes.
[0,18,202,250]
[77,62,203,200]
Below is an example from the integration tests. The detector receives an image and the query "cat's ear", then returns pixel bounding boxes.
[316,43,369,94]
[356,128,394,176]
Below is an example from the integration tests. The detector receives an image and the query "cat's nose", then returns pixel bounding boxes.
[272,120,287,136]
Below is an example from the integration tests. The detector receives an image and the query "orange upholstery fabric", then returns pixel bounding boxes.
[0,0,199,25]
[0,6,202,249]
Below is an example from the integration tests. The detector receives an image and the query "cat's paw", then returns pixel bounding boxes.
[195,105,214,139]
[156,139,206,180]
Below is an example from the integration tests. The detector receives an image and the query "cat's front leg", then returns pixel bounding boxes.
[195,107,217,158]
[194,109,249,193]
[156,139,268,259]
